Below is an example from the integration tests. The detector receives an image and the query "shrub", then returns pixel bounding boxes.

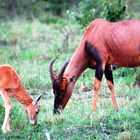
[72,0,127,29]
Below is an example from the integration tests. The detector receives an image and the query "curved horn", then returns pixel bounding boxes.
[57,60,69,83]
[49,56,58,82]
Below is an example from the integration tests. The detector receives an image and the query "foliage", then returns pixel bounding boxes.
[72,0,127,29]
[0,0,74,23]
[46,0,73,16]
[0,0,140,24]
[70,0,103,30]
[103,0,127,22]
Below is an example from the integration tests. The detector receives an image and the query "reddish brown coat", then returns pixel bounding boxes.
[50,19,140,113]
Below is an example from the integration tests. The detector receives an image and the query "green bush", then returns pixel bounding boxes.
[103,0,127,22]
[72,0,127,29]
[71,0,103,29]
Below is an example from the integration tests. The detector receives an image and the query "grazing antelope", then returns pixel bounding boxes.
[0,66,42,133]
[49,19,140,114]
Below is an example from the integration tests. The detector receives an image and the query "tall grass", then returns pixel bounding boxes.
[0,19,139,139]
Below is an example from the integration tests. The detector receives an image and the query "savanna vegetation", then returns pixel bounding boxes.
[0,0,139,139]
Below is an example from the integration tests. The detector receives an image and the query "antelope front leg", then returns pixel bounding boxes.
[2,104,12,133]
[0,90,12,133]
[105,64,118,111]
[6,117,10,132]
[92,64,104,111]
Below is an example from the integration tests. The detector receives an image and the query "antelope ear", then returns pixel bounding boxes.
[33,94,43,105]
[69,76,75,83]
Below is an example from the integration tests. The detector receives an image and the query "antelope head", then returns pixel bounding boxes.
[49,57,74,114]
[25,94,42,125]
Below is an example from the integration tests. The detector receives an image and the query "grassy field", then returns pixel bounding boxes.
[0,19,139,140]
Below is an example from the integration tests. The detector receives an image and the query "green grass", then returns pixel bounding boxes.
[0,19,139,139]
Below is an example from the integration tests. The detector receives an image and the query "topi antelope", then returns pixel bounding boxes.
[0,66,42,133]
[49,19,140,114]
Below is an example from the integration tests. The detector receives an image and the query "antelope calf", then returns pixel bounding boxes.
[0,66,42,133]
[49,19,140,113]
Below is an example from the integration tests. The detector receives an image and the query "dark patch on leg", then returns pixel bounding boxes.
[105,64,114,84]
[85,41,103,81]
[95,65,103,81]
[105,64,118,111]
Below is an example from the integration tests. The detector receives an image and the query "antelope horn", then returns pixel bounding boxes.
[57,60,69,83]
[33,93,43,105]
[49,56,58,82]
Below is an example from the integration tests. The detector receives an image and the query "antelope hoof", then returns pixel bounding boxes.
[2,126,10,134]
[2,127,7,134]
[92,103,97,111]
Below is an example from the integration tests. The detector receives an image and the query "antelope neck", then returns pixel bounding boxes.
[13,84,33,107]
